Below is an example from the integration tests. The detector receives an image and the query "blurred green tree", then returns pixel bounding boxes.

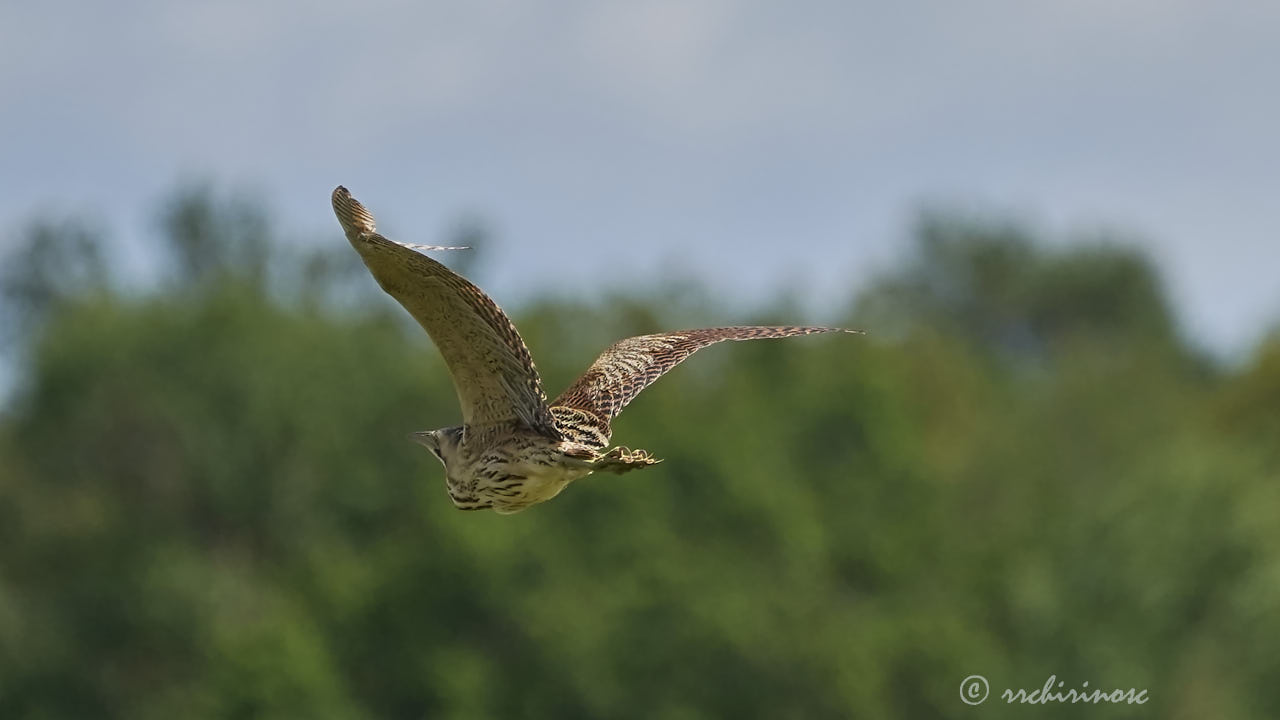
[0,188,1275,719]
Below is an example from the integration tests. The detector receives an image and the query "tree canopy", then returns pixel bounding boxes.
[0,187,1275,719]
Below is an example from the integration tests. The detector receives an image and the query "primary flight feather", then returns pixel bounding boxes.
[333,186,858,513]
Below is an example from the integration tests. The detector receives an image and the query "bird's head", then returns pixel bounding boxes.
[410,426,464,467]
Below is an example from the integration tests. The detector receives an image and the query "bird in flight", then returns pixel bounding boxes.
[332,186,858,513]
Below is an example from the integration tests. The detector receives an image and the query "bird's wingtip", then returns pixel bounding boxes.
[331,185,376,234]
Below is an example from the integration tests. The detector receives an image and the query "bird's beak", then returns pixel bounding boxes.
[409,431,435,447]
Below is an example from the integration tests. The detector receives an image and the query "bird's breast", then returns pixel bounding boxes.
[452,445,594,513]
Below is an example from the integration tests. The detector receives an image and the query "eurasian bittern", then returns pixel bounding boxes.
[333,186,857,513]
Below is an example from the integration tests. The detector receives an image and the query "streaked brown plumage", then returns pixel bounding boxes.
[333,186,858,513]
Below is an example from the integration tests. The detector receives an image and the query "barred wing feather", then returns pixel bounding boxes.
[551,326,853,445]
[332,186,556,435]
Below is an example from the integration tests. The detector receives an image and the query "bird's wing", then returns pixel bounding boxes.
[333,186,556,435]
[550,326,856,446]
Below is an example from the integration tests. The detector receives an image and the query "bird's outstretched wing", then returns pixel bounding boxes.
[550,326,856,446]
[332,186,556,435]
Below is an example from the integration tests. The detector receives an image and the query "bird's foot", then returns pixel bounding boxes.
[592,446,663,474]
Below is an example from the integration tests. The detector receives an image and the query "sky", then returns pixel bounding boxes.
[2,0,1277,356]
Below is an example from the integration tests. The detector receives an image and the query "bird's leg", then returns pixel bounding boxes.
[558,441,603,469]
[591,446,663,474]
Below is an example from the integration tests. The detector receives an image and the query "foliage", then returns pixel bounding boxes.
[0,188,1275,719]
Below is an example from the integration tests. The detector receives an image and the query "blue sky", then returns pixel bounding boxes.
[3,1,1277,355]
